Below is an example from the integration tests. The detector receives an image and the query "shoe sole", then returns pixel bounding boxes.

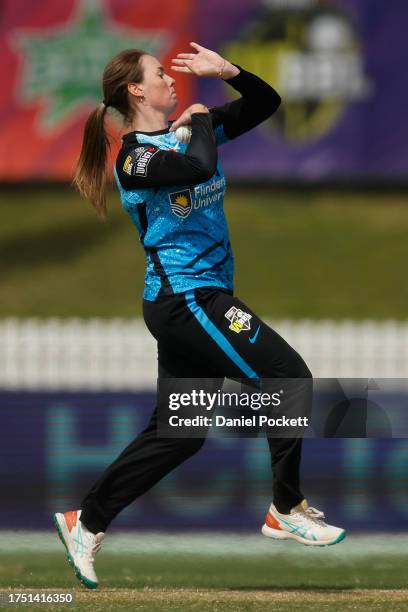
[261,523,346,547]
[53,514,98,589]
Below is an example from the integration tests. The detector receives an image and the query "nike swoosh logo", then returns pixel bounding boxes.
[249,325,260,344]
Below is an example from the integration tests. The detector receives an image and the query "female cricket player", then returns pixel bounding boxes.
[54,43,345,589]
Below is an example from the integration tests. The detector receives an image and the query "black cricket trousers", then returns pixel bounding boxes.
[80,287,312,533]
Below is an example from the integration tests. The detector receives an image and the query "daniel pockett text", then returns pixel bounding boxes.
[168,413,309,429]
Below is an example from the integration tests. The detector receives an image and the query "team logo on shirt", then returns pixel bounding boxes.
[168,188,192,218]
[123,145,159,177]
[224,306,252,334]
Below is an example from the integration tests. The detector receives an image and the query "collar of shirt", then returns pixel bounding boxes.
[122,122,175,144]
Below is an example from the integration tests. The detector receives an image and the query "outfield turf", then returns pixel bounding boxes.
[0,533,407,611]
[2,589,408,612]
[1,187,407,318]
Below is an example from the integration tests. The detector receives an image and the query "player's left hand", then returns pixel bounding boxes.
[169,103,209,131]
[171,42,240,79]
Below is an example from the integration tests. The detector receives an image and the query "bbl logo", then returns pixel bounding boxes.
[225,307,252,334]
[222,0,370,142]
[168,189,192,218]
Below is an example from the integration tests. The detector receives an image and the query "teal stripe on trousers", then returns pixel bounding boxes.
[185,290,259,379]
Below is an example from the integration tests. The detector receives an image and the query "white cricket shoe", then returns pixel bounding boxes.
[53,510,104,589]
[261,499,346,546]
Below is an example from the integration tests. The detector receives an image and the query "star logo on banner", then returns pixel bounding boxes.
[12,0,170,130]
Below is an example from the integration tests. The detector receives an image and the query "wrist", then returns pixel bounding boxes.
[220,61,240,80]
[190,104,209,114]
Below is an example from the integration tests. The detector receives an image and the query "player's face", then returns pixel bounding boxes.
[138,55,177,115]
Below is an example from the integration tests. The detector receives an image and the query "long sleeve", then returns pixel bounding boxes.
[211,66,281,141]
[116,113,217,191]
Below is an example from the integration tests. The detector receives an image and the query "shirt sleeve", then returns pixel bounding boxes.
[210,66,281,145]
[116,113,217,191]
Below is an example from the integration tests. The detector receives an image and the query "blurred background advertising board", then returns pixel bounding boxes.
[0,0,407,181]
[0,0,407,537]
[198,0,408,180]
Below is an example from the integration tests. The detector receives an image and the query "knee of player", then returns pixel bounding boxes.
[287,355,313,379]
[299,363,313,379]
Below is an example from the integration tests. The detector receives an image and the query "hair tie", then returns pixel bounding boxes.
[102,99,110,108]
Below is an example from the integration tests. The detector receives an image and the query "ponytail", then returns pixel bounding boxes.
[73,48,146,219]
[73,102,111,219]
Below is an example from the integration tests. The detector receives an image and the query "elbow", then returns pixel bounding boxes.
[191,155,217,183]
[253,89,282,122]
[208,157,218,179]
[268,90,282,115]
[273,91,282,111]
[207,157,218,180]
[196,164,216,183]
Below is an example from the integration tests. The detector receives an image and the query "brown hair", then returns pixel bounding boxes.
[73,49,146,218]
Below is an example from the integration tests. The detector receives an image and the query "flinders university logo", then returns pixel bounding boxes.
[168,189,192,218]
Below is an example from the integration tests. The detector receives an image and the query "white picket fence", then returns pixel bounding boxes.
[0,318,407,390]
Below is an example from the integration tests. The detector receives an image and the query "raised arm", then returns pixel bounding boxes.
[116,109,217,191]
[171,42,281,141]
[211,67,281,140]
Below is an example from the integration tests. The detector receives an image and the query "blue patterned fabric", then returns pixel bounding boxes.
[114,127,234,301]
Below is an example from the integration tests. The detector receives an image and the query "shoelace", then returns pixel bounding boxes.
[88,534,103,563]
[304,506,327,527]
[290,506,327,528]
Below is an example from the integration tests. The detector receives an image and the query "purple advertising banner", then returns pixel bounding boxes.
[198,0,408,180]
[1,391,408,532]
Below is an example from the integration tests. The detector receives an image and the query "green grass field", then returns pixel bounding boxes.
[1,533,408,611]
[1,186,407,319]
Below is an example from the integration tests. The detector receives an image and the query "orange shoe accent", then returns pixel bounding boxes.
[265,512,282,530]
[64,511,78,532]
